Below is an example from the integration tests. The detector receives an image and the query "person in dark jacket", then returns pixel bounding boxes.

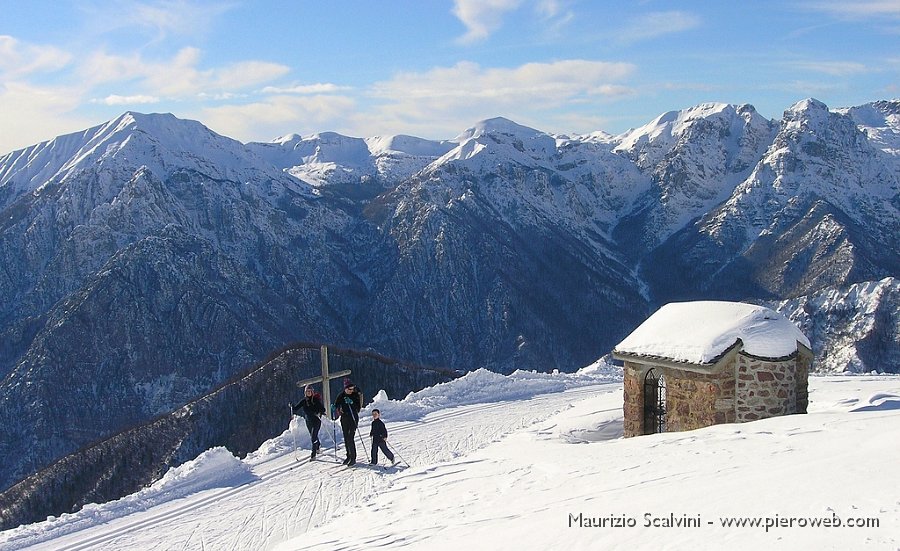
[332,380,363,465]
[293,384,326,460]
[369,409,395,465]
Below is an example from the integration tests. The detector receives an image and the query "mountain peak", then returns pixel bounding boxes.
[614,102,763,154]
[106,112,198,137]
[0,111,280,201]
[364,134,455,157]
[453,117,544,142]
[785,98,829,117]
[429,117,557,169]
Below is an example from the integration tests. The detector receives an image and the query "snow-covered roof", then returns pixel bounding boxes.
[614,301,811,365]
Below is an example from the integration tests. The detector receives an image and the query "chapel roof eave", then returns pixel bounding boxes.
[613,340,743,374]
[613,339,812,374]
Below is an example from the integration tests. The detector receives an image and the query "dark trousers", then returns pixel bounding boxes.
[341,418,357,463]
[371,437,394,464]
[305,416,321,450]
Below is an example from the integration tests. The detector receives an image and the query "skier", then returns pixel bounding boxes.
[369,409,395,466]
[333,379,363,466]
[293,384,326,460]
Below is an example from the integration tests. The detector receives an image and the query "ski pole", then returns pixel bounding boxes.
[288,403,299,461]
[385,441,409,467]
[349,407,369,463]
[332,416,339,460]
[356,424,370,462]
[323,416,339,460]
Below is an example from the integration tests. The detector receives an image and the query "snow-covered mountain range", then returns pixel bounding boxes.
[0,99,897,495]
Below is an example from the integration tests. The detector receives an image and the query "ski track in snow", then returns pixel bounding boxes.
[3,384,614,550]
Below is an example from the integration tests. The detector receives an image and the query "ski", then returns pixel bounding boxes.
[300,456,342,465]
[288,402,300,462]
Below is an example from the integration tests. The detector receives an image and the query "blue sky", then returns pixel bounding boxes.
[1,0,898,153]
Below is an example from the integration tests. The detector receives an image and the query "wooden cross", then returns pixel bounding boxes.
[295,345,351,412]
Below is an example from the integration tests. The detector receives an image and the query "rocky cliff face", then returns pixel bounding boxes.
[356,118,648,372]
[772,277,900,373]
[642,99,899,302]
[1,100,897,492]
[613,103,779,253]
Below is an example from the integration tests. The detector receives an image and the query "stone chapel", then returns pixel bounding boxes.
[613,301,812,437]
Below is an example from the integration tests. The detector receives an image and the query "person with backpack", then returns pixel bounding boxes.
[293,384,326,460]
[332,380,363,466]
[369,409,395,466]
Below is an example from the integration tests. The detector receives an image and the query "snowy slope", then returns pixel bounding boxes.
[2,368,897,551]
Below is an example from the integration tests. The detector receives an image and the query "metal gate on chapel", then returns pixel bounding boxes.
[643,368,666,434]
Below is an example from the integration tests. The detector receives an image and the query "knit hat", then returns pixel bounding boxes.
[344,379,354,389]
[304,384,313,393]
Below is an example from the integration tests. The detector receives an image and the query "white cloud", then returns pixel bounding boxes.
[130,47,201,95]
[79,47,290,97]
[0,36,292,152]
[0,82,93,154]
[260,83,352,95]
[535,0,562,18]
[776,79,846,96]
[95,94,161,105]
[452,0,524,43]
[660,81,719,92]
[79,0,235,44]
[209,61,291,91]
[615,11,701,44]
[197,92,247,100]
[371,60,634,104]
[790,61,872,76]
[355,59,635,140]
[805,0,900,19]
[451,0,576,43]
[131,0,232,37]
[0,35,72,77]
[0,37,89,152]
[534,0,575,37]
[79,48,183,87]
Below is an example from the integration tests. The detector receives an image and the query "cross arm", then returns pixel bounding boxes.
[295,370,352,388]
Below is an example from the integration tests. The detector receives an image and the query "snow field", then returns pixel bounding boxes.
[284,376,900,551]
[1,370,897,550]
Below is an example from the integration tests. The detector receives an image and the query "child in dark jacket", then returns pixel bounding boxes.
[369,409,395,465]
